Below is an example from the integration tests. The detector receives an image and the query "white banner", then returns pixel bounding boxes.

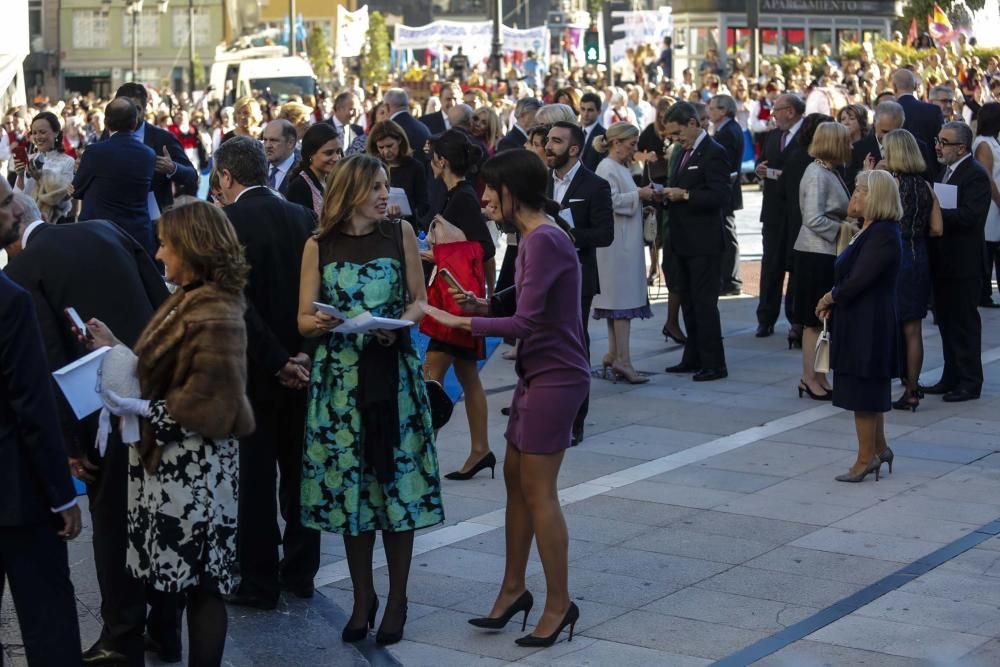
[337,5,369,58]
[610,8,673,50]
[394,21,549,56]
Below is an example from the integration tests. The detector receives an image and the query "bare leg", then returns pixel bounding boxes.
[520,450,570,637]
[453,359,491,469]
[603,320,617,368]
[874,412,888,458]
[801,326,830,393]
[487,445,535,618]
[342,532,376,630]
[613,319,633,369]
[850,411,878,475]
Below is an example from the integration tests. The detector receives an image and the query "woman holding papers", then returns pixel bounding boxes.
[296,154,443,646]
[285,122,344,217]
[85,201,254,666]
[366,120,428,225]
[422,149,588,648]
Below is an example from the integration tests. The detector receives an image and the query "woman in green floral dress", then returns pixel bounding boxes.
[297,154,443,646]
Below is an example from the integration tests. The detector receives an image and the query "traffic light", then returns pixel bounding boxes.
[584,28,599,64]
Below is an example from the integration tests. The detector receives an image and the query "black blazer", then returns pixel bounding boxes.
[546,163,614,297]
[846,131,936,191]
[932,156,991,281]
[898,94,944,157]
[0,272,76,527]
[284,167,323,217]
[581,123,607,172]
[713,118,744,212]
[4,220,168,457]
[667,135,731,256]
[420,111,447,136]
[758,126,806,227]
[137,122,198,212]
[391,112,431,164]
[72,132,157,254]
[389,156,429,225]
[776,145,812,269]
[497,126,528,153]
[223,187,316,377]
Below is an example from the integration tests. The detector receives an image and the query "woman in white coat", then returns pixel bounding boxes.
[592,122,658,383]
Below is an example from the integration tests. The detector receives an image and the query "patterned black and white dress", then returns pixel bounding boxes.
[126,401,239,594]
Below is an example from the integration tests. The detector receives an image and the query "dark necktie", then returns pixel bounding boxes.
[780,131,790,151]
[678,149,693,172]
[269,165,279,189]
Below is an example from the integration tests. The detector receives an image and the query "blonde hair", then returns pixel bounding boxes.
[234,96,262,125]
[473,107,502,149]
[882,129,927,175]
[593,121,639,154]
[278,102,312,131]
[318,153,387,238]
[808,121,851,166]
[158,201,249,293]
[855,169,903,221]
[534,103,578,126]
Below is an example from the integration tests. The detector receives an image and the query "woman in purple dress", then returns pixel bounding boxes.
[422,149,589,648]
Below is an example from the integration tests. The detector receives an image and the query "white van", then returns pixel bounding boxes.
[210,46,316,105]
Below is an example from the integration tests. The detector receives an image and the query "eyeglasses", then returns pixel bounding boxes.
[934,137,964,147]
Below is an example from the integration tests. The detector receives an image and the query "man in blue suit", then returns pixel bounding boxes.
[73,98,157,256]
[0,180,83,666]
[384,87,431,166]
[893,68,943,170]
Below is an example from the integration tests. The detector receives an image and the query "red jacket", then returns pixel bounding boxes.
[420,240,485,355]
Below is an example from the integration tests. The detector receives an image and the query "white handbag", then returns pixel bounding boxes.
[95,345,142,453]
[814,319,831,374]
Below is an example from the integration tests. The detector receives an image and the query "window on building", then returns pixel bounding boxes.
[727,28,751,60]
[122,9,161,48]
[72,10,110,49]
[29,0,42,38]
[783,29,805,54]
[173,8,211,48]
[810,29,833,55]
[690,27,719,57]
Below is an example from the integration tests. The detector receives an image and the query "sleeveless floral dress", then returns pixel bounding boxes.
[300,223,444,535]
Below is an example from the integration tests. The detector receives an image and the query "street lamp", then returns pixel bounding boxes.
[125,0,143,82]
[490,0,503,78]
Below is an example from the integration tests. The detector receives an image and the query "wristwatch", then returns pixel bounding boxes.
[683,190,690,201]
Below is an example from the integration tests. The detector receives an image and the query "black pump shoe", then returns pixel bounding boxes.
[469,591,534,631]
[515,603,580,647]
[341,595,378,643]
[445,452,497,480]
[375,599,407,645]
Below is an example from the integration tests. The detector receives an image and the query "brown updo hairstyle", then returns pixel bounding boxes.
[157,200,249,294]
[31,111,65,152]
[365,119,413,159]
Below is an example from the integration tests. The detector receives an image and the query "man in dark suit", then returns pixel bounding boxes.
[925,121,991,402]
[708,94,744,295]
[579,92,607,172]
[420,81,461,135]
[72,97,157,256]
[262,119,299,195]
[545,121,614,442]
[662,102,731,381]
[3,190,173,666]
[112,82,198,217]
[384,88,431,165]
[845,102,934,190]
[0,187,83,667]
[754,93,806,337]
[213,137,321,609]
[328,90,365,155]
[497,97,542,152]
[893,68,944,169]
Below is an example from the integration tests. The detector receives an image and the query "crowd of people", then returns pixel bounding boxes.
[1,33,997,666]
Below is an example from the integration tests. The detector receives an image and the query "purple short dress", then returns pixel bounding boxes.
[471,223,591,454]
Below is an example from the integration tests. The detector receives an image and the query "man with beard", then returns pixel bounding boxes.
[544,121,614,444]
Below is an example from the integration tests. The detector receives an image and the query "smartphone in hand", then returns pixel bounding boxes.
[438,268,467,294]
[64,307,92,342]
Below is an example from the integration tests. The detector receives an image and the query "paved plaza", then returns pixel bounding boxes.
[5,189,1000,665]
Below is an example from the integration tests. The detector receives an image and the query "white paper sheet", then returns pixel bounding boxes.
[52,346,111,420]
[388,187,412,216]
[558,208,575,228]
[934,182,958,209]
[313,302,414,334]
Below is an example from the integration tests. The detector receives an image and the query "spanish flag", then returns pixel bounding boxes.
[928,4,954,43]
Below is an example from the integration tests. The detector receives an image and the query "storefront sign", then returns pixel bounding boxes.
[761,0,893,14]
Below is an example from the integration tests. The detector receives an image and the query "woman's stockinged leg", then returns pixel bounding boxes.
[613,319,632,368]
[342,531,377,629]
[875,412,888,457]
[488,444,534,617]
[186,589,227,667]
[851,411,878,474]
[902,320,923,397]
[520,450,570,637]
[379,529,415,635]
[801,326,829,393]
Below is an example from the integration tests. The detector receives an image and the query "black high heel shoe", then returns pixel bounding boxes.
[375,598,407,645]
[341,595,378,642]
[879,446,894,474]
[834,456,883,483]
[892,394,919,412]
[662,324,688,345]
[468,591,534,631]
[515,602,579,647]
[445,452,497,480]
[798,381,832,401]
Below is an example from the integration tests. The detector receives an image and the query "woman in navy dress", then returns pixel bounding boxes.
[423,149,589,647]
[817,170,902,483]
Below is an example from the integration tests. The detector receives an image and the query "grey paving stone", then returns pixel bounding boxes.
[853,589,1000,636]
[932,416,1000,435]
[639,408,787,436]
[699,441,846,477]
[695,565,864,608]
[386,640,508,666]
[329,570,496,610]
[562,494,698,526]
[410,546,543,584]
[515,637,713,666]
[603,480,746,509]
[754,639,933,666]
[561,513,651,545]
[643,587,818,633]
[436,495,510,524]
[913,470,1000,504]
[760,428,860,451]
[572,545,731,589]
[900,569,1000,606]
[806,614,991,662]
[621,527,776,565]
[903,427,1000,449]
[955,638,1000,666]
[400,608,548,661]
[938,547,1000,578]
[523,567,680,609]
[831,506,981,543]
[750,477,892,509]
[742,546,901,585]
[449,528,608,564]
[646,465,785,493]
[790,527,945,563]
[450,593,629,635]
[668,510,816,545]
[715,493,861,526]
[890,439,996,464]
[584,609,769,660]
[870,491,1000,525]
[807,414,917,438]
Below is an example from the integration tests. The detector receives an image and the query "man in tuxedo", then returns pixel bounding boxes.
[262,119,298,195]
[213,137,320,608]
[893,68,943,170]
[754,93,805,337]
[72,98,157,256]
[385,88,431,165]
[708,94,744,295]
[497,97,542,152]
[3,189,173,666]
[329,91,365,155]
[579,92,607,171]
[925,121,990,402]
[112,83,197,218]
[420,81,461,135]
[662,102,731,381]
[545,121,614,442]
[0,192,83,667]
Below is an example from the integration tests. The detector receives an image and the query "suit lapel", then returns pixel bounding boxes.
[560,165,586,207]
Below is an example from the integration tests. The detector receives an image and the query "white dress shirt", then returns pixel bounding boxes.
[269,152,296,191]
[552,160,582,205]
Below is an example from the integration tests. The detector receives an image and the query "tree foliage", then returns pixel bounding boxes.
[306,26,333,83]
[360,11,390,88]
[901,0,986,28]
